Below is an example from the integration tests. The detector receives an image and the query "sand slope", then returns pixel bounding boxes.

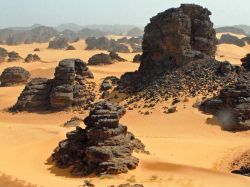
[0,41,250,187]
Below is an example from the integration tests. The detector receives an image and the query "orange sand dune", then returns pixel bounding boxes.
[0,42,250,187]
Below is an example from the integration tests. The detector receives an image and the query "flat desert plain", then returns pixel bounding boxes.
[0,37,250,187]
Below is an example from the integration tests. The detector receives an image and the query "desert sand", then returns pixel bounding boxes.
[0,38,250,187]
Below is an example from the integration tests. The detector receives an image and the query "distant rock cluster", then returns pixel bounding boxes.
[0,67,30,86]
[88,52,126,66]
[218,34,248,47]
[11,59,95,112]
[85,36,142,53]
[52,101,146,176]
[8,51,22,62]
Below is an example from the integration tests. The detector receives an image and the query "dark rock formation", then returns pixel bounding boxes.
[133,54,141,63]
[48,37,69,49]
[109,51,126,62]
[88,53,113,66]
[63,117,82,127]
[0,47,8,62]
[51,101,146,176]
[199,80,250,131]
[8,51,22,62]
[61,29,79,43]
[10,78,52,111]
[100,76,119,97]
[113,44,130,53]
[0,67,30,86]
[11,59,95,112]
[139,4,217,76]
[24,54,41,63]
[34,48,40,52]
[241,54,250,70]
[66,45,76,50]
[219,34,245,47]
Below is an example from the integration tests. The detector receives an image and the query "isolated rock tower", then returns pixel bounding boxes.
[139,4,217,76]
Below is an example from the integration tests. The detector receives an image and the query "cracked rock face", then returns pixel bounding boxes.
[11,59,95,112]
[0,67,30,87]
[139,4,217,76]
[241,54,250,71]
[52,101,146,176]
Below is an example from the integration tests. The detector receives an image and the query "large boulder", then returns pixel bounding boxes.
[109,51,126,62]
[11,59,95,112]
[48,37,69,49]
[241,54,250,70]
[24,54,41,63]
[0,67,30,86]
[138,4,217,76]
[88,53,113,66]
[8,51,22,62]
[52,101,146,176]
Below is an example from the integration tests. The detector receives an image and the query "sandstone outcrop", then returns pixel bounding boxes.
[0,67,30,86]
[138,4,217,76]
[51,101,146,176]
[48,37,69,49]
[11,59,95,112]
[199,80,250,131]
[88,53,113,66]
[24,54,41,63]
[219,34,245,47]
[8,51,22,62]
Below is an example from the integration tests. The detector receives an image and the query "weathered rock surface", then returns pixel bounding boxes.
[0,67,30,86]
[52,101,146,176]
[24,54,41,63]
[139,4,217,76]
[88,53,113,66]
[8,51,22,62]
[48,37,69,49]
[219,34,245,47]
[11,59,95,112]
[199,80,250,131]
[241,54,250,70]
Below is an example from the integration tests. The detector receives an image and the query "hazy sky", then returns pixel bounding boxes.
[0,0,249,28]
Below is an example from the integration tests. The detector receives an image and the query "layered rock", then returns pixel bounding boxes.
[8,51,22,62]
[241,54,250,70]
[11,59,95,112]
[138,4,217,76]
[24,54,41,63]
[52,101,146,176]
[199,80,250,131]
[0,47,8,62]
[48,37,69,49]
[88,53,113,66]
[11,78,52,111]
[0,67,30,86]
